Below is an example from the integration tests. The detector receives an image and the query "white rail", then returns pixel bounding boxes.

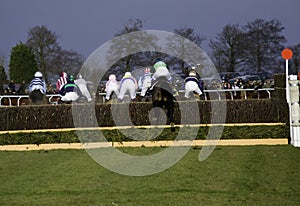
[0,94,61,106]
[201,88,275,100]
[0,88,274,106]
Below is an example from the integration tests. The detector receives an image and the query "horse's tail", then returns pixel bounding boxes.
[29,90,48,105]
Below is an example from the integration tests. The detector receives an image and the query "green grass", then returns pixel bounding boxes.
[1,146,300,205]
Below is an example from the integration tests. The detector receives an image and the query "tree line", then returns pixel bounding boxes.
[0,18,299,88]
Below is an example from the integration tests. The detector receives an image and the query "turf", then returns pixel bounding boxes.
[0,145,300,205]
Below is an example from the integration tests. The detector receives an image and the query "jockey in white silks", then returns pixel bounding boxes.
[151,61,172,82]
[105,74,119,101]
[74,74,92,102]
[138,67,152,97]
[118,72,138,101]
[184,70,202,98]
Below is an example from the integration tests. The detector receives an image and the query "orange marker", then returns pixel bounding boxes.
[281,48,293,60]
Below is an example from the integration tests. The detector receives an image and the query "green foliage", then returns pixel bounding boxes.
[0,65,7,83]
[0,65,7,93]
[9,42,38,83]
[0,125,288,145]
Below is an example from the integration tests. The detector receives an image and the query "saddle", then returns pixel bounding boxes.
[149,77,174,94]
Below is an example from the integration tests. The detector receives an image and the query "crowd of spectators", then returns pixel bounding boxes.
[0,80,57,95]
[202,78,274,91]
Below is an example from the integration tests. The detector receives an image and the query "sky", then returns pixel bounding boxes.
[1,0,300,67]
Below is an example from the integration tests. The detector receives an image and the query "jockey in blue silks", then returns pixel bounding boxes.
[184,69,202,98]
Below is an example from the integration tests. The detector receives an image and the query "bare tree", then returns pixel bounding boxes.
[26,25,84,82]
[50,47,84,79]
[26,25,59,82]
[167,26,205,74]
[289,44,300,74]
[209,24,245,72]
[243,19,286,73]
[106,18,159,79]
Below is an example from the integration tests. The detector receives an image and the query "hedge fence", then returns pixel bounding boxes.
[0,74,289,131]
[0,74,290,145]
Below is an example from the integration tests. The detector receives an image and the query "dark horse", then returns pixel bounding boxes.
[29,90,48,105]
[150,79,175,126]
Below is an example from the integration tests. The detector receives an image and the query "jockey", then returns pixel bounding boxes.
[56,72,68,93]
[118,72,138,101]
[29,71,46,95]
[60,75,80,102]
[184,70,202,99]
[138,67,152,97]
[152,61,172,83]
[105,74,120,101]
[74,74,92,102]
[150,61,176,95]
[28,71,47,104]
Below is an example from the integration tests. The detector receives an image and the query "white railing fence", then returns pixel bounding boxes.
[0,88,275,107]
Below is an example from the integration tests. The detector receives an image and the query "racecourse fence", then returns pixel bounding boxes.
[0,73,288,131]
[0,94,61,106]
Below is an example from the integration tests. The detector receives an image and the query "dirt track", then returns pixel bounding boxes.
[0,139,288,151]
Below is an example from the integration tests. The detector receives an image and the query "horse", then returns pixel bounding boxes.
[149,78,175,127]
[29,90,49,105]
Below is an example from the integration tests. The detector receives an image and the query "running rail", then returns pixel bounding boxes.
[0,88,274,106]
[0,94,61,106]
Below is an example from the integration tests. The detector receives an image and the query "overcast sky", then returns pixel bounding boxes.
[1,0,300,65]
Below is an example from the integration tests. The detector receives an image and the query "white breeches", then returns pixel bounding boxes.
[118,80,136,100]
[61,92,79,102]
[106,84,120,100]
[140,78,152,96]
[184,81,202,98]
[78,85,92,102]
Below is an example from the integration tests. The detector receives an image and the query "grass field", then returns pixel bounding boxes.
[1,145,300,205]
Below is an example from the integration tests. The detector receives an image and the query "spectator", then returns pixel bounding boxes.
[8,80,16,94]
[56,72,68,93]
[75,74,92,102]
[138,67,152,97]
[232,79,242,99]
[247,80,256,89]
[60,75,80,103]
[263,79,273,88]
[18,80,27,94]
[105,74,119,101]
[223,82,231,89]
[254,80,264,90]
[118,72,138,102]
[46,83,56,94]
